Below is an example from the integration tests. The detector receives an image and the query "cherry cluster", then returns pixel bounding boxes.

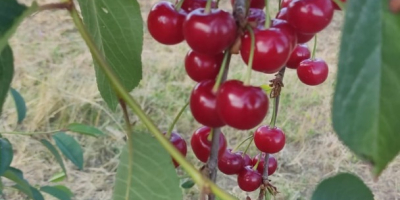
[147,0,344,194]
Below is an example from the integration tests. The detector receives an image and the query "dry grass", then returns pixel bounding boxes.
[1,0,399,200]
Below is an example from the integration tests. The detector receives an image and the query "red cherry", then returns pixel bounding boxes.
[237,151,252,166]
[183,9,237,55]
[254,126,286,154]
[286,44,311,69]
[297,58,329,86]
[185,50,223,82]
[237,166,262,192]
[271,19,298,51]
[281,0,293,8]
[218,149,244,175]
[190,127,227,162]
[167,131,188,167]
[251,153,278,175]
[216,80,269,130]
[190,80,226,128]
[276,7,288,20]
[287,0,334,34]
[230,0,265,9]
[240,27,291,74]
[176,0,217,12]
[247,8,266,25]
[296,32,315,43]
[147,1,186,45]
[332,0,346,10]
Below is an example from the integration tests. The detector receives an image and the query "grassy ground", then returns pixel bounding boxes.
[1,0,400,199]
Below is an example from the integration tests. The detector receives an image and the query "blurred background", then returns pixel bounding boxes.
[1,0,399,199]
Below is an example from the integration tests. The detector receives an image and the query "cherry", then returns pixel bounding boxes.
[252,153,278,175]
[287,0,334,34]
[166,131,188,167]
[231,0,265,9]
[185,50,223,82]
[147,1,186,45]
[247,8,266,25]
[237,152,252,166]
[176,0,217,13]
[190,126,227,162]
[237,166,262,192]
[183,9,237,55]
[296,32,315,43]
[190,80,226,128]
[276,7,288,20]
[332,0,346,10]
[254,125,286,154]
[218,149,244,175]
[240,27,291,74]
[271,19,298,51]
[297,58,329,86]
[216,80,269,130]
[281,0,293,8]
[286,44,311,69]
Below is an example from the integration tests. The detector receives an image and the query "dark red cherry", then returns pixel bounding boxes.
[190,127,227,162]
[183,9,237,55]
[185,50,223,82]
[166,131,188,167]
[297,58,329,86]
[230,0,265,9]
[216,80,269,130]
[254,126,286,154]
[287,0,334,34]
[286,44,311,69]
[240,27,291,74]
[271,19,298,51]
[176,0,217,12]
[252,153,278,175]
[296,32,315,43]
[237,166,262,192]
[190,80,226,127]
[276,7,288,20]
[281,0,293,8]
[247,8,266,25]
[147,1,186,45]
[332,0,346,10]
[237,151,252,166]
[218,149,244,175]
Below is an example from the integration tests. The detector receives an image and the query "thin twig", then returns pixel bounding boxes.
[39,2,72,11]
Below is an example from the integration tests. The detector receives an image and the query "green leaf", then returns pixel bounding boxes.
[52,132,84,170]
[66,123,105,137]
[12,185,44,200]
[0,0,38,52]
[113,132,182,200]
[0,178,4,195]
[0,138,13,176]
[48,172,66,183]
[40,139,67,176]
[10,88,26,124]
[40,185,73,200]
[311,173,374,200]
[51,185,73,197]
[180,178,195,189]
[77,0,143,110]
[0,45,13,115]
[3,167,32,198]
[333,0,400,175]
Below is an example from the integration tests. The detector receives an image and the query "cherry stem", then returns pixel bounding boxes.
[166,101,189,139]
[212,51,231,93]
[207,128,221,200]
[278,0,282,9]
[244,25,256,86]
[175,0,185,11]
[242,136,253,157]
[258,153,270,200]
[269,67,285,127]
[311,34,318,60]
[264,0,271,28]
[332,0,346,11]
[205,0,213,13]
[232,134,254,152]
[207,129,214,141]
[253,152,262,171]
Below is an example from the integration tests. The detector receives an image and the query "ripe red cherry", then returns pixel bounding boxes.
[231,0,265,9]
[237,151,252,166]
[147,1,186,45]
[271,19,298,51]
[286,44,311,69]
[240,27,291,74]
[332,0,346,10]
[166,131,188,167]
[190,127,227,162]
[287,0,334,34]
[216,80,269,130]
[237,166,262,192]
[254,126,286,154]
[276,7,288,20]
[281,0,293,8]
[190,80,225,128]
[185,50,223,82]
[252,153,278,175]
[218,149,244,175]
[296,32,315,43]
[183,9,237,55]
[176,0,217,12]
[297,58,329,86]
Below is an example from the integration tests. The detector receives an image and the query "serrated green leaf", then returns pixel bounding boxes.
[40,139,67,176]
[52,132,84,170]
[77,0,143,110]
[0,45,13,115]
[0,0,38,52]
[180,178,195,189]
[113,132,182,200]
[333,0,400,175]
[3,167,32,198]
[48,172,66,183]
[312,173,374,200]
[40,185,72,200]
[66,123,104,137]
[10,88,26,124]
[0,138,13,176]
